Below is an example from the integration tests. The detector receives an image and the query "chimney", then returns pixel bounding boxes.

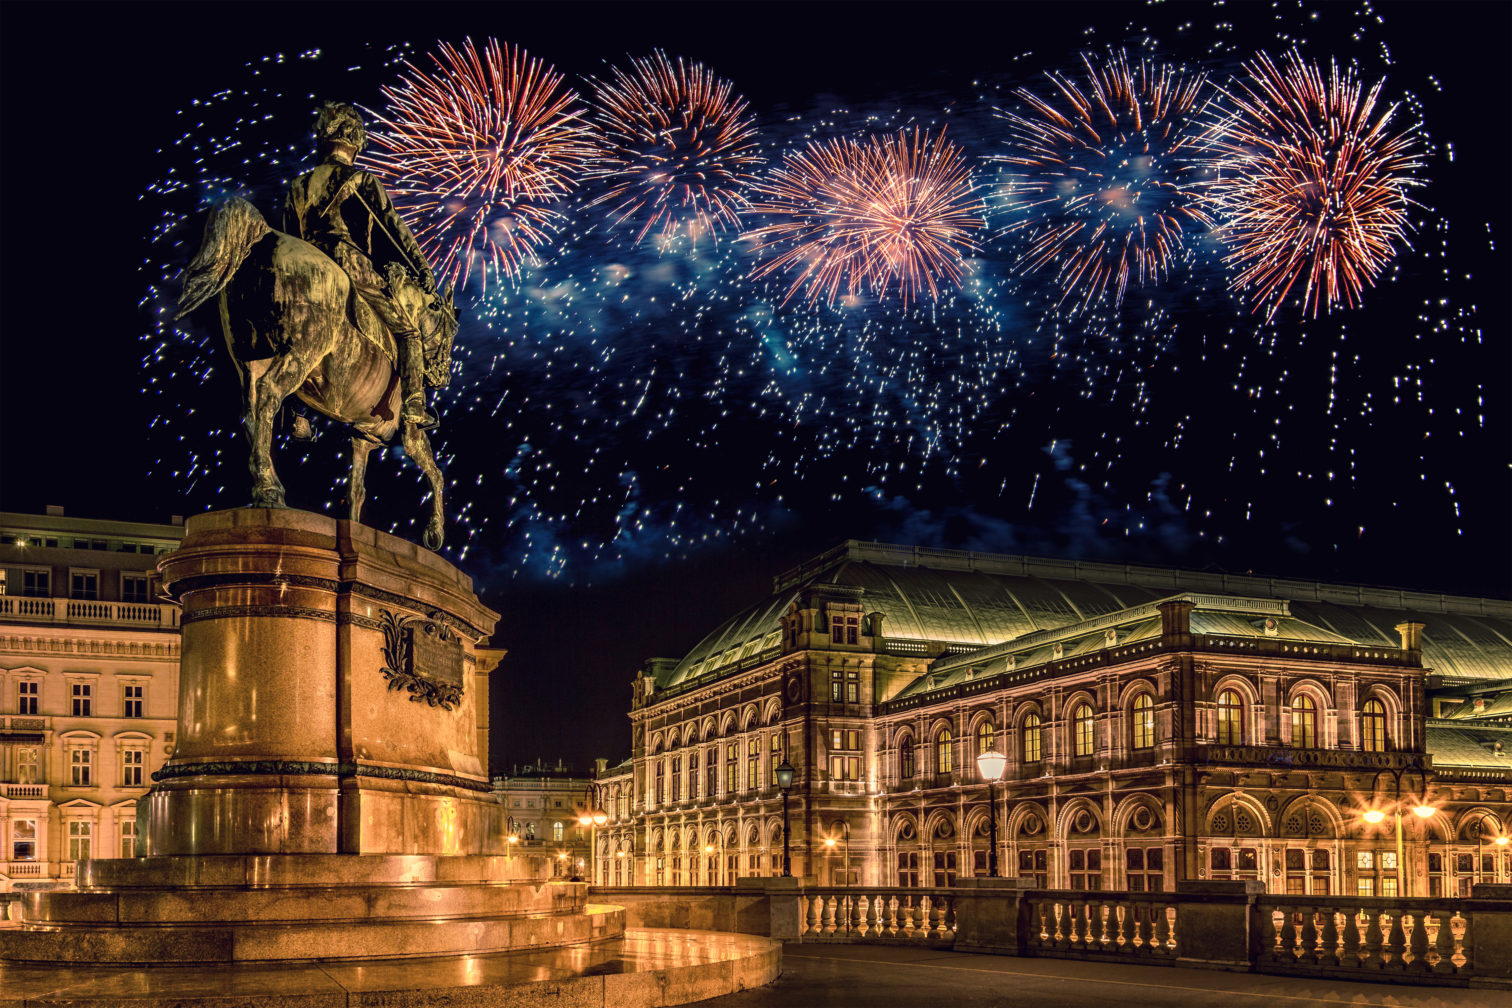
[868,612,885,638]
[1158,598,1195,638]
[45,505,64,516]
[1395,621,1425,652]
[595,757,608,776]
[171,515,184,526]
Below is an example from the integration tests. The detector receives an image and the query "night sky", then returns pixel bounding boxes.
[2,2,1507,774]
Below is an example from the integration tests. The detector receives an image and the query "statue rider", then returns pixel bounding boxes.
[284,102,437,429]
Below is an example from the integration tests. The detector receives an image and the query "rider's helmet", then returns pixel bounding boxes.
[314,101,367,156]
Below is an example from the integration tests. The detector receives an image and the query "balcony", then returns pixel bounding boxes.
[0,596,179,630]
[1,782,47,799]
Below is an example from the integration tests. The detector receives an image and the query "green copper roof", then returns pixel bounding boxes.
[652,541,1512,692]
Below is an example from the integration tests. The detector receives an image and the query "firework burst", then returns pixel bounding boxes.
[995,49,1213,313]
[747,127,984,305]
[587,50,763,249]
[364,38,598,291]
[1203,50,1423,320]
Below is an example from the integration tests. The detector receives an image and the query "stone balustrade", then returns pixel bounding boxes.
[0,595,179,629]
[1,782,46,798]
[588,879,1512,988]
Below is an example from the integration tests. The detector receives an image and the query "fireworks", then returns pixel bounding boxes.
[587,51,763,249]
[746,127,985,305]
[1203,50,1423,320]
[995,49,1213,313]
[363,38,598,291]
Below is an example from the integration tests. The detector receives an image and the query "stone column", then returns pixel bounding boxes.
[1173,879,1266,970]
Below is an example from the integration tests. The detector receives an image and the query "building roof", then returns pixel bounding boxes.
[653,541,1512,692]
[1425,721,1512,769]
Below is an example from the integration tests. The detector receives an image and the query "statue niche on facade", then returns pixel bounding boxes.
[176,102,457,549]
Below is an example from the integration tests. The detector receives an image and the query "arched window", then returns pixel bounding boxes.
[1131,694,1155,750]
[1360,699,1387,752]
[900,737,916,779]
[1073,704,1095,757]
[1217,690,1243,745]
[1291,694,1317,748]
[975,721,996,755]
[1023,713,1042,763]
[552,821,564,841]
[936,729,954,774]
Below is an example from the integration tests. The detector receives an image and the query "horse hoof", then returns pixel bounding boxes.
[423,526,444,551]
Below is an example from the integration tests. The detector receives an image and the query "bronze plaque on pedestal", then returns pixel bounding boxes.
[407,621,464,690]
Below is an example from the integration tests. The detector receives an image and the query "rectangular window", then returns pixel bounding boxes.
[1382,851,1398,870]
[830,615,860,645]
[828,729,861,781]
[829,668,859,703]
[122,684,144,718]
[654,761,664,805]
[706,750,717,798]
[747,738,760,791]
[18,747,41,784]
[1069,848,1102,890]
[122,574,151,604]
[1357,851,1374,870]
[70,571,99,600]
[932,850,958,887]
[688,751,699,800]
[18,680,39,715]
[1381,877,1398,898]
[1358,878,1375,897]
[23,569,50,597]
[72,682,92,717]
[121,749,145,787]
[120,819,138,859]
[725,743,738,795]
[12,819,37,860]
[70,748,93,786]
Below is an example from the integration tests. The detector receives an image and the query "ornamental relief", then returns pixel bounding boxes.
[378,608,465,710]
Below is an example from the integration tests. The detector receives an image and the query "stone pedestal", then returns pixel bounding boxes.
[146,508,504,856]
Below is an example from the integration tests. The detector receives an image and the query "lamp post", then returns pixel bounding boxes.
[775,758,795,877]
[576,783,609,885]
[975,748,1007,877]
[1363,765,1433,897]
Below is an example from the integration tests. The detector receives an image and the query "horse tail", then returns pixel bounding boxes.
[175,197,271,320]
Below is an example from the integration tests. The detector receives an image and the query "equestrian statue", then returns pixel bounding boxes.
[176,102,457,549]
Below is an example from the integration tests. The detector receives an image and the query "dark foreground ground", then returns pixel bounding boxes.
[701,944,1512,1008]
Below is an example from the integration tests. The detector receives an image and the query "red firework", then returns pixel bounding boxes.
[1204,50,1423,320]
[588,50,763,248]
[364,38,598,291]
[746,127,984,305]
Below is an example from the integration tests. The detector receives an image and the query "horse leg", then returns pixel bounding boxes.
[242,359,285,508]
[247,352,319,508]
[349,435,376,524]
[400,422,446,550]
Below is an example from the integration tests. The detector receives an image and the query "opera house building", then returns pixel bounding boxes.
[596,541,1512,898]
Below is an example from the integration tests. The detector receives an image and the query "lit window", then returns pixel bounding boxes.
[1291,695,1318,748]
[1360,699,1387,753]
[747,737,760,791]
[831,667,859,703]
[1217,690,1243,744]
[935,729,953,774]
[552,821,564,841]
[67,821,92,861]
[829,729,861,781]
[1131,694,1154,750]
[1073,704,1095,757]
[725,743,737,794]
[1023,714,1042,763]
[1357,851,1374,870]
[975,721,995,755]
[769,734,781,785]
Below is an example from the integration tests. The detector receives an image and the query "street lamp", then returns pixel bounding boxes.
[702,831,726,885]
[577,783,609,885]
[1362,765,1432,897]
[775,758,795,877]
[975,748,1007,877]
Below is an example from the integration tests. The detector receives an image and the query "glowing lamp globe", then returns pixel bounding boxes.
[593,810,608,826]
[976,749,1007,783]
[774,759,795,790]
[1413,805,1436,819]
[1363,809,1387,825]
[577,813,593,827]
[1497,836,1510,847]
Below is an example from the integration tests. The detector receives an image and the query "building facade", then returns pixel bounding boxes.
[492,759,606,878]
[599,542,1512,896]
[0,508,184,894]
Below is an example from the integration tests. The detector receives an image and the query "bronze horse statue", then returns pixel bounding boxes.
[175,197,457,549]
